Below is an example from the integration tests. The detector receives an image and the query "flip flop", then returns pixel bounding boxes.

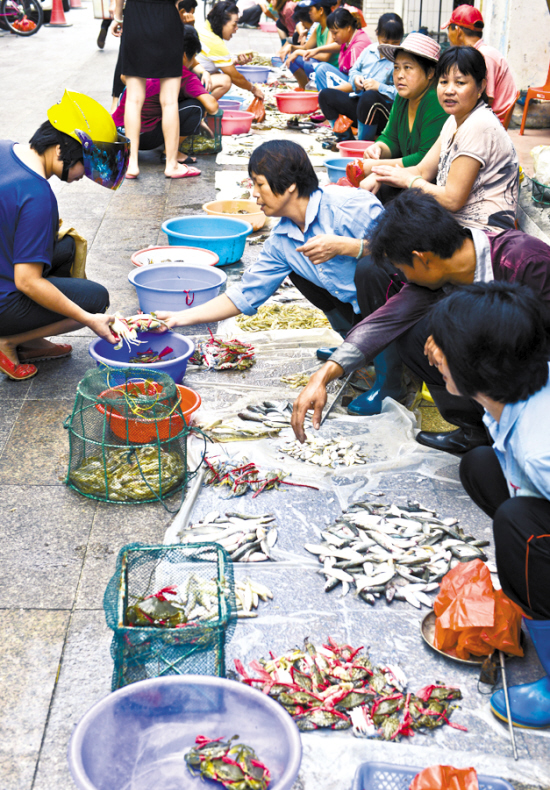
[0,350,37,381]
[18,343,72,362]
[165,166,201,179]
[125,172,139,180]
[160,153,197,165]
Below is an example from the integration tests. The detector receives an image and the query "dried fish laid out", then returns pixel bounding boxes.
[235,637,465,740]
[199,417,283,443]
[204,456,287,498]
[69,446,185,502]
[235,577,273,618]
[191,331,255,371]
[307,499,490,609]
[236,304,330,332]
[180,511,278,562]
[185,735,271,790]
[237,398,299,429]
[279,435,369,468]
[126,575,221,627]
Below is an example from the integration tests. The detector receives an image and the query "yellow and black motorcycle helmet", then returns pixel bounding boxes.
[48,90,129,190]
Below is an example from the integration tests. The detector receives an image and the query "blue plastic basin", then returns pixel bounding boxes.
[324,156,356,182]
[128,263,227,312]
[271,55,283,67]
[218,99,242,111]
[162,216,253,266]
[88,330,194,384]
[224,93,247,107]
[68,675,302,790]
[235,64,271,83]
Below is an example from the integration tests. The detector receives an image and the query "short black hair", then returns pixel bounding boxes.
[436,45,488,101]
[395,49,436,78]
[368,190,469,267]
[311,0,334,13]
[293,5,312,23]
[207,0,238,38]
[376,12,403,40]
[183,23,202,58]
[449,21,483,39]
[177,0,197,10]
[248,140,319,198]
[327,7,359,30]
[29,120,83,169]
[430,282,550,403]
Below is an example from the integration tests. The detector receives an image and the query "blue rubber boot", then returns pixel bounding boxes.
[347,343,405,416]
[358,122,377,140]
[316,309,352,361]
[490,618,550,728]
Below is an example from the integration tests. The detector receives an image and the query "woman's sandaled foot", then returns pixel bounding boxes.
[18,339,73,362]
[0,349,37,381]
[125,167,139,179]
[164,163,201,178]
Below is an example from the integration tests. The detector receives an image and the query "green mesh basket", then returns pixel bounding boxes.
[64,367,190,504]
[104,542,237,690]
[180,108,223,156]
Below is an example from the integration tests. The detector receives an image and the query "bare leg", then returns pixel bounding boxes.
[210,72,232,99]
[159,77,189,177]
[123,76,147,177]
[292,67,309,89]
[0,319,82,365]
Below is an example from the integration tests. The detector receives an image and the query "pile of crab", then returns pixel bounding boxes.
[234,637,466,740]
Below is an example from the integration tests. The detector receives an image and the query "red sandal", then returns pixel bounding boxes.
[0,350,37,380]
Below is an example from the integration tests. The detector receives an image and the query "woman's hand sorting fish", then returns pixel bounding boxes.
[291,361,344,442]
[297,235,364,266]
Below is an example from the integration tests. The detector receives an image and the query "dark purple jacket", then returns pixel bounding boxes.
[330,229,550,373]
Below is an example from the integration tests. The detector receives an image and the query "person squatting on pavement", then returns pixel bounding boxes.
[426,282,550,730]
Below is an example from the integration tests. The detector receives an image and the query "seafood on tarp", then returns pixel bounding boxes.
[306,499,490,609]
[235,577,273,617]
[204,456,287,498]
[180,511,278,562]
[199,418,282,443]
[234,637,465,740]
[238,398,294,429]
[279,435,369,467]
[109,312,167,351]
[126,574,224,627]
[184,735,271,790]
[280,372,311,388]
[191,331,255,371]
[236,303,330,332]
[69,446,185,501]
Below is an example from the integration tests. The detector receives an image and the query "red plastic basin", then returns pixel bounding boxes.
[275,91,319,114]
[221,110,254,135]
[337,140,375,157]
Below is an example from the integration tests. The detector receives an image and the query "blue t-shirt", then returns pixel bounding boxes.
[0,140,59,309]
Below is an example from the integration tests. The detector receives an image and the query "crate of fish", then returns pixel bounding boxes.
[180,108,223,156]
[64,367,190,504]
[104,542,237,689]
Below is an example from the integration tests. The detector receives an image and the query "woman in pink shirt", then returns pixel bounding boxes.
[309,8,371,91]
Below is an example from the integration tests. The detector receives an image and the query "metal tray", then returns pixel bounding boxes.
[421,611,485,665]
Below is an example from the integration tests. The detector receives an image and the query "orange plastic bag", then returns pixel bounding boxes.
[334,113,353,133]
[345,158,366,187]
[410,765,479,790]
[433,559,523,660]
[247,97,266,123]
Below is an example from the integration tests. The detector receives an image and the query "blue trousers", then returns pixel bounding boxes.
[288,55,317,78]
[314,62,349,91]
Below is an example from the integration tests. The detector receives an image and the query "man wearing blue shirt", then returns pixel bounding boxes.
[157,138,385,350]
[426,282,550,731]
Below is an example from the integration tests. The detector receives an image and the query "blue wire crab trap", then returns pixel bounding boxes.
[64,367,191,505]
[103,542,237,690]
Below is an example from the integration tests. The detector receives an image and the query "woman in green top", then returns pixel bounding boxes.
[283,0,339,88]
[359,32,447,197]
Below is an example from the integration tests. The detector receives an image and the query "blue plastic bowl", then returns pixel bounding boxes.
[235,64,271,83]
[68,675,302,790]
[88,330,194,384]
[324,156,356,182]
[271,55,283,67]
[218,99,242,111]
[162,216,253,266]
[224,93,247,107]
[128,263,227,313]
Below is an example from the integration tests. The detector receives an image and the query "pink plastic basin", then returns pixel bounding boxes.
[337,140,375,157]
[221,110,254,135]
[260,21,278,31]
[275,91,319,114]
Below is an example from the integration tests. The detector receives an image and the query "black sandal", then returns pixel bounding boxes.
[160,153,197,165]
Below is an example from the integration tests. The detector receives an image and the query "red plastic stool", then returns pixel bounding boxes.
[519,63,550,135]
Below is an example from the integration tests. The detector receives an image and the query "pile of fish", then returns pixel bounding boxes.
[235,637,465,739]
[126,574,222,627]
[185,735,271,790]
[279,435,369,468]
[236,304,330,332]
[180,511,278,562]
[237,399,294,429]
[200,417,283,443]
[191,333,255,371]
[280,372,311,388]
[306,499,490,609]
[204,456,287,498]
[235,577,273,618]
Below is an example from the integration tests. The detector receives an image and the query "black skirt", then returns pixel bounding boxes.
[120,0,184,79]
